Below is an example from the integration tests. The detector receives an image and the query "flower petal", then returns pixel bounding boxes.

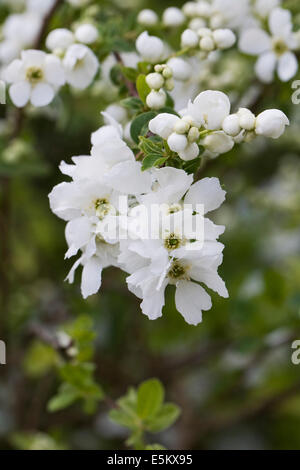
[44,54,65,86]
[81,257,103,298]
[239,28,271,55]
[184,177,226,213]
[30,83,55,107]
[269,7,292,37]
[9,81,30,107]
[175,281,212,325]
[255,51,277,83]
[277,51,298,82]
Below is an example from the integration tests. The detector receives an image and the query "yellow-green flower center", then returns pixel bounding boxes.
[168,260,190,281]
[26,66,44,84]
[272,38,288,57]
[94,198,111,220]
[164,233,183,251]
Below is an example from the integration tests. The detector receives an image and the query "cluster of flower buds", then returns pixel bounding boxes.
[181,27,236,54]
[145,64,174,110]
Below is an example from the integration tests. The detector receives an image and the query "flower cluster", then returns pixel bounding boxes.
[149,90,289,160]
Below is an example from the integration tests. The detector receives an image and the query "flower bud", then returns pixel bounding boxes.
[237,108,256,131]
[162,7,185,27]
[213,29,236,49]
[146,89,166,109]
[200,36,215,51]
[154,64,164,73]
[75,24,99,44]
[188,18,206,31]
[149,113,180,139]
[255,109,289,139]
[182,2,199,17]
[136,31,165,63]
[222,114,241,136]
[46,28,74,51]
[204,131,234,154]
[137,9,158,26]
[174,120,190,134]
[195,1,212,17]
[165,78,175,91]
[146,72,164,90]
[167,132,188,152]
[178,142,200,161]
[162,66,173,79]
[167,57,191,82]
[181,29,199,48]
[188,126,200,142]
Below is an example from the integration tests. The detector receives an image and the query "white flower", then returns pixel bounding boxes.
[181,29,199,48]
[63,44,99,89]
[187,90,231,129]
[212,29,236,49]
[146,89,166,109]
[120,173,228,325]
[239,7,298,83]
[167,57,192,82]
[222,114,241,136]
[2,12,41,49]
[255,109,289,138]
[4,50,65,108]
[137,9,158,26]
[136,32,165,63]
[203,131,234,155]
[162,7,185,27]
[75,24,99,45]
[46,29,75,52]
[210,0,251,30]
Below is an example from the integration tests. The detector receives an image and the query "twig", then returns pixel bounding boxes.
[113,51,139,97]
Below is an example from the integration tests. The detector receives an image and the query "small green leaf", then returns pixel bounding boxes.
[121,97,144,111]
[121,66,139,82]
[142,154,166,171]
[47,384,79,413]
[136,74,151,104]
[137,379,164,419]
[183,156,202,175]
[139,135,164,155]
[130,111,156,144]
[109,409,137,429]
[146,403,181,432]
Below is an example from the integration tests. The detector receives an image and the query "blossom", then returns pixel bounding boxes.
[255,109,289,138]
[162,7,185,27]
[46,28,75,52]
[120,170,228,325]
[4,50,65,107]
[137,9,159,26]
[63,44,99,89]
[74,24,99,45]
[136,32,165,63]
[239,7,298,83]
[187,90,231,129]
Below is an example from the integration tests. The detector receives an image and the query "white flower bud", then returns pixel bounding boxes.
[165,78,175,91]
[181,29,199,48]
[149,113,180,139]
[188,18,206,31]
[167,57,191,82]
[213,29,236,50]
[146,72,164,90]
[198,28,212,38]
[195,1,212,17]
[136,31,165,63]
[154,64,164,73]
[182,2,198,17]
[204,131,234,154]
[75,24,99,44]
[222,114,241,136]
[137,9,158,26]
[210,13,224,30]
[162,66,173,79]
[200,35,215,51]
[255,109,289,139]
[174,120,190,134]
[146,89,166,109]
[178,142,200,161]
[167,132,188,152]
[188,126,200,142]
[237,108,256,131]
[162,7,185,27]
[46,28,74,51]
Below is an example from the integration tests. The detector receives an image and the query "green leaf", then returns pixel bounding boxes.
[183,156,202,175]
[136,74,151,104]
[146,403,181,432]
[139,135,164,155]
[121,97,144,111]
[130,111,156,144]
[109,409,138,429]
[137,379,164,419]
[47,384,79,412]
[121,66,139,82]
[142,154,167,171]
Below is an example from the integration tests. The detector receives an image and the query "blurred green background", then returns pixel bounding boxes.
[1,0,300,450]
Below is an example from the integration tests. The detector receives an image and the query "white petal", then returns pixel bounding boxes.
[65,217,92,258]
[91,125,122,146]
[191,91,231,130]
[4,59,24,83]
[189,266,229,298]
[277,52,298,82]
[269,7,292,37]
[105,161,152,195]
[184,177,226,213]
[21,49,46,67]
[255,51,277,83]
[140,281,167,320]
[81,257,102,299]
[44,54,65,86]
[48,182,81,221]
[30,83,55,107]
[239,29,271,55]
[149,113,180,139]
[9,81,30,107]
[175,281,212,325]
